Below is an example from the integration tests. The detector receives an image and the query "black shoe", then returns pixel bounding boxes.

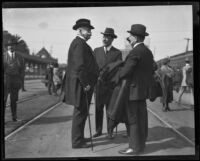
[166,107,171,111]
[72,143,91,149]
[119,148,140,155]
[106,133,114,139]
[83,137,91,142]
[12,118,23,122]
[93,132,102,138]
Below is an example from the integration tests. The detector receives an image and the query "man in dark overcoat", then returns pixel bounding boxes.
[93,28,122,139]
[63,19,99,148]
[116,24,154,155]
[4,45,22,122]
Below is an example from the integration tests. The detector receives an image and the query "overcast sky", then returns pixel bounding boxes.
[3,5,193,63]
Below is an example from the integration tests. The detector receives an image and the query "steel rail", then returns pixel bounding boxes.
[5,102,62,140]
[147,107,195,146]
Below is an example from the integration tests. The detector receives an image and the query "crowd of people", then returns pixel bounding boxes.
[45,63,63,96]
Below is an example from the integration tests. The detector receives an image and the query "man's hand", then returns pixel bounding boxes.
[84,85,91,91]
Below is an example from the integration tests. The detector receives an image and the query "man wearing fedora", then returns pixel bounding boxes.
[113,24,154,154]
[93,28,122,139]
[63,18,99,148]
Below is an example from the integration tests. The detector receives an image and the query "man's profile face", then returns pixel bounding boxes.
[80,27,92,41]
[128,34,137,46]
[102,35,114,47]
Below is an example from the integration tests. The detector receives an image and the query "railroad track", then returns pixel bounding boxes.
[5,101,62,140]
[4,100,195,148]
[147,107,195,146]
[5,91,47,108]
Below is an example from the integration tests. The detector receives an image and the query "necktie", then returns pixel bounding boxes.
[105,48,108,54]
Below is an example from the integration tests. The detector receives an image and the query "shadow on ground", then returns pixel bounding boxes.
[92,126,194,154]
[31,115,73,125]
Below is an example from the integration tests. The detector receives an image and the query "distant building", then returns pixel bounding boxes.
[157,51,193,69]
[15,47,58,76]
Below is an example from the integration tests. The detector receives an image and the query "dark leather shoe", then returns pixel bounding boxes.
[106,133,114,139]
[119,148,140,155]
[72,143,91,149]
[12,118,23,122]
[93,132,102,138]
[83,137,91,142]
[166,107,171,111]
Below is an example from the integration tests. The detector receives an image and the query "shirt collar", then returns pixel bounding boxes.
[133,42,143,48]
[104,45,112,52]
[77,35,86,41]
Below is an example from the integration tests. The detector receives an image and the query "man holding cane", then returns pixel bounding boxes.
[63,18,99,149]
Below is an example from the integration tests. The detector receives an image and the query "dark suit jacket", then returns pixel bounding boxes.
[118,43,154,101]
[64,36,99,107]
[94,46,122,105]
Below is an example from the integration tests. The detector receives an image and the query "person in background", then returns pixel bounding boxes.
[173,67,182,93]
[47,63,55,95]
[177,58,193,106]
[4,44,23,122]
[53,63,61,95]
[157,57,174,112]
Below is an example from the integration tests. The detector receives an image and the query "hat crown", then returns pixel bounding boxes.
[104,28,115,34]
[73,18,94,30]
[101,27,117,38]
[76,18,90,25]
[128,24,149,36]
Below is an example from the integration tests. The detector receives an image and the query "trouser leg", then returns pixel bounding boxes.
[71,89,93,147]
[10,88,19,121]
[48,81,52,94]
[95,103,104,133]
[177,86,185,102]
[125,122,130,137]
[127,100,147,152]
[71,105,88,147]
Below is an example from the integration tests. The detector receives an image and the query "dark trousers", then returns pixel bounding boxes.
[5,85,20,120]
[108,119,130,136]
[71,89,93,147]
[126,100,148,152]
[95,103,110,134]
[48,81,55,94]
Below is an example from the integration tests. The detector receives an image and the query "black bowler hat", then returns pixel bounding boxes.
[73,18,94,30]
[101,28,117,38]
[127,24,149,37]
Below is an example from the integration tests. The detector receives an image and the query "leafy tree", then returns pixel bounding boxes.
[3,30,30,55]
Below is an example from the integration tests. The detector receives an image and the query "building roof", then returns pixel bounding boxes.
[36,47,52,59]
[15,49,57,64]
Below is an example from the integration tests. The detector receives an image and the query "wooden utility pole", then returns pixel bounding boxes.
[184,38,192,52]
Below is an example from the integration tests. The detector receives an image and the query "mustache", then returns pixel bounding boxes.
[126,37,131,43]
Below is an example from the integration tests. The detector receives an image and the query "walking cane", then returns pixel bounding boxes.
[85,91,94,151]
